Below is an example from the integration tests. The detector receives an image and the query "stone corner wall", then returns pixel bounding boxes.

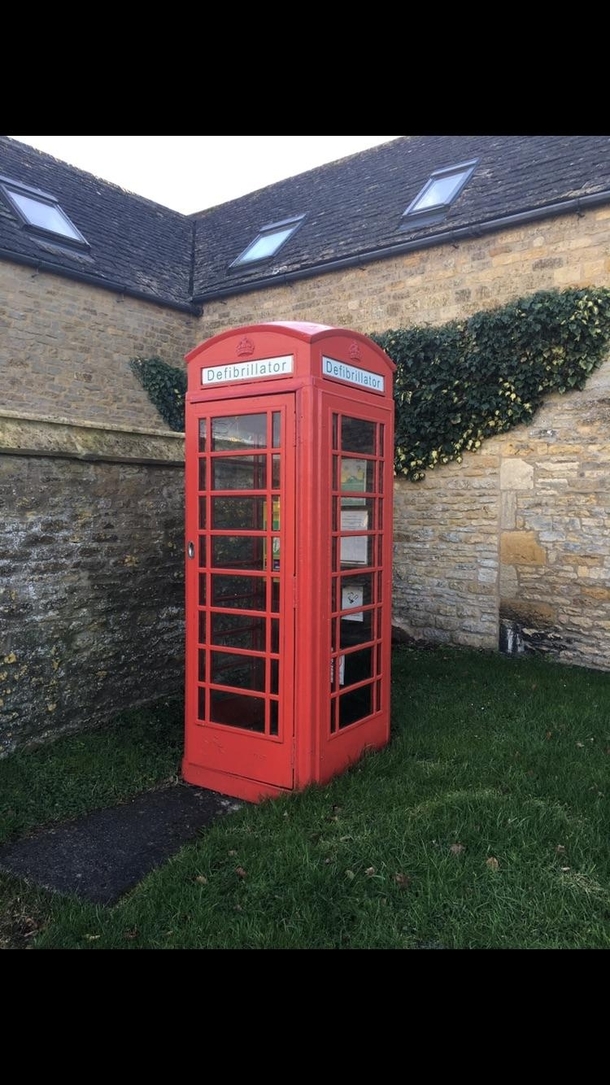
[195,209,610,674]
[0,411,186,756]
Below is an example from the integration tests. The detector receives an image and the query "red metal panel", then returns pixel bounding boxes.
[301,390,394,787]
[183,395,296,800]
[183,323,394,803]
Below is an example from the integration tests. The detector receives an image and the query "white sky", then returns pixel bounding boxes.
[9,136,400,215]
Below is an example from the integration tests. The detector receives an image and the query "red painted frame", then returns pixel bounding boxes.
[183,323,395,803]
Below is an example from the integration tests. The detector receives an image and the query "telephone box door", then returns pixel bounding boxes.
[318,393,393,784]
[184,395,296,795]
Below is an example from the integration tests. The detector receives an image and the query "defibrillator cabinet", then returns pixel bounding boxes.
[182,322,395,802]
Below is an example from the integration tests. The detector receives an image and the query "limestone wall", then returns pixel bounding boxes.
[3,202,610,757]
[0,412,185,754]
[0,263,198,428]
[196,208,610,671]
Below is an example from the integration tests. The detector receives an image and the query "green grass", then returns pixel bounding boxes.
[2,647,610,949]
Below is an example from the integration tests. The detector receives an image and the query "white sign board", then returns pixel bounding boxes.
[322,356,384,393]
[202,355,294,386]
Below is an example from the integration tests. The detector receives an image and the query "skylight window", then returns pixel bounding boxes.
[401,160,478,228]
[0,175,89,247]
[230,215,304,268]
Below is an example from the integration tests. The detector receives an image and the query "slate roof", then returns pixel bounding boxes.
[191,135,610,300]
[0,136,195,311]
[2,135,610,311]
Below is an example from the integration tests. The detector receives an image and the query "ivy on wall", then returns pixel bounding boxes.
[371,287,610,481]
[130,356,186,432]
[131,287,610,480]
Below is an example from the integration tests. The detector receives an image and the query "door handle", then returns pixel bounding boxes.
[187,541,195,559]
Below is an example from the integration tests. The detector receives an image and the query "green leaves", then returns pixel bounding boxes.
[372,287,610,482]
[130,356,187,432]
[130,286,610,479]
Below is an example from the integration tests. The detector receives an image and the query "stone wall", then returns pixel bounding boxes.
[195,208,610,672]
[495,359,610,670]
[0,412,185,755]
[3,202,610,758]
[197,206,610,337]
[0,262,198,428]
[392,355,610,671]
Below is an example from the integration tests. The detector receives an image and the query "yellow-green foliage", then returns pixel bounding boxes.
[371,287,610,481]
[132,289,610,481]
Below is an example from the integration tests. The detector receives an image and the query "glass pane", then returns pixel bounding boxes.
[271,619,279,654]
[197,687,206,721]
[271,578,280,614]
[415,172,464,211]
[239,227,295,263]
[271,659,279,695]
[198,459,206,490]
[271,536,281,572]
[199,498,206,529]
[198,419,207,452]
[199,537,207,567]
[270,700,279,736]
[211,575,266,611]
[198,611,206,644]
[335,572,373,613]
[211,612,266,650]
[212,455,266,490]
[211,651,266,692]
[272,455,281,488]
[341,417,375,454]
[212,535,265,570]
[272,413,281,448]
[199,574,206,606]
[212,496,266,530]
[210,690,265,732]
[198,651,206,682]
[340,456,375,497]
[211,414,267,451]
[269,497,280,532]
[343,647,373,688]
[9,190,82,239]
[340,505,374,568]
[340,607,374,649]
[339,684,373,729]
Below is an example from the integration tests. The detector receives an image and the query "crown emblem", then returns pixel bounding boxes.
[236,336,255,357]
[348,341,361,361]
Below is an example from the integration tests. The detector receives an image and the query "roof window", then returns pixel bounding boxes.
[230,215,304,267]
[0,175,89,248]
[401,160,477,228]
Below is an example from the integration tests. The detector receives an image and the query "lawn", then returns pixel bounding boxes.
[1,645,610,949]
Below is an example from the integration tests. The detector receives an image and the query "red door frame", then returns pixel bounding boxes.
[183,393,296,801]
[292,387,394,789]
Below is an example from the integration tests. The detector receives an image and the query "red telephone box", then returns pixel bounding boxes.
[182,322,395,803]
